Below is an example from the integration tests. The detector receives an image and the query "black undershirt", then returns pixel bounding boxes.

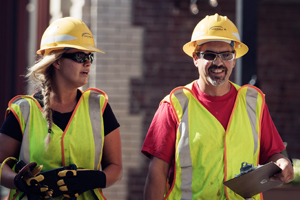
[0,90,120,142]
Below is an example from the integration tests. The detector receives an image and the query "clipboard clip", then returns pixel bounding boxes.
[236,162,260,177]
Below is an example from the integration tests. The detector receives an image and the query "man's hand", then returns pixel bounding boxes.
[268,153,294,183]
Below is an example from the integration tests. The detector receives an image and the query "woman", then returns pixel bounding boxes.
[0,17,122,200]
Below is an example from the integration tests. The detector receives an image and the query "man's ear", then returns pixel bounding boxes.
[232,54,236,68]
[192,52,199,68]
[53,60,60,69]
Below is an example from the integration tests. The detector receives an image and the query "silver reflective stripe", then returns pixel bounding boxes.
[41,35,78,46]
[232,32,241,41]
[174,89,193,200]
[245,87,259,155]
[14,98,31,163]
[88,91,103,170]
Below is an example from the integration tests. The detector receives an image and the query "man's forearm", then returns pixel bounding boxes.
[144,174,166,200]
[144,157,170,200]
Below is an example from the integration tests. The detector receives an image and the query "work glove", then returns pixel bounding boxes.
[39,164,77,198]
[14,162,53,199]
[57,168,106,198]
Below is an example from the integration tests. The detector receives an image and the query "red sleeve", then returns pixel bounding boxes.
[259,104,285,164]
[141,102,176,165]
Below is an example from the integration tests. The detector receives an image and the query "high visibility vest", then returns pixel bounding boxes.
[7,88,108,200]
[163,81,265,200]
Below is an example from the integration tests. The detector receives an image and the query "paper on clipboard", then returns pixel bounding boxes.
[223,162,283,198]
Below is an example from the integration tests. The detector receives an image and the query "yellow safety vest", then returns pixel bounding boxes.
[163,81,265,200]
[7,88,108,200]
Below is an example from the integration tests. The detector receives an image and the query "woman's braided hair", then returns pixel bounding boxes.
[26,49,66,148]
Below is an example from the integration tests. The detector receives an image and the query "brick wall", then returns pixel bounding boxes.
[257,1,300,159]
[87,0,145,199]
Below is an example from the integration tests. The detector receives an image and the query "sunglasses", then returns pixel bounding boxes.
[195,51,235,61]
[61,52,94,64]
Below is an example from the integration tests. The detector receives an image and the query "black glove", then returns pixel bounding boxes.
[57,168,106,198]
[39,164,77,198]
[14,163,53,199]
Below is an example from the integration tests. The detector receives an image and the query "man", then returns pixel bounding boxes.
[141,13,294,200]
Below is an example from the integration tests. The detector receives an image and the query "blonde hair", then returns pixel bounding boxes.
[27,50,66,148]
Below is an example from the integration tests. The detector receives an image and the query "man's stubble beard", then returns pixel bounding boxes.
[207,65,227,86]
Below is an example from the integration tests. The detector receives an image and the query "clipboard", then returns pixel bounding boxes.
[223,162,283,198]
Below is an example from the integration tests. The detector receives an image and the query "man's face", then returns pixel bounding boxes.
[193,41,236,87]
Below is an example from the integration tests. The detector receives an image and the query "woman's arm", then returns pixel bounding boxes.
[0,133,21,189]
[101,128,122,187]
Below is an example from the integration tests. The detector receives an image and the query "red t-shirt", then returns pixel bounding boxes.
[141,82,285,166]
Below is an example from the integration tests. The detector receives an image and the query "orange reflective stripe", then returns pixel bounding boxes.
[61,88,107,168]
[61,93,82,166]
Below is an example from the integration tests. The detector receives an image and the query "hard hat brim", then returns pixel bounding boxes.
[183,36,248,59]
[37,44,104,56]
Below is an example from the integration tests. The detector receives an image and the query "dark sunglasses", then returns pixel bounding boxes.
[195,51,235,61]
[61,52,94,64]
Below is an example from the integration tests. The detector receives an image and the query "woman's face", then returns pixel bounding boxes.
[54,49,92,89]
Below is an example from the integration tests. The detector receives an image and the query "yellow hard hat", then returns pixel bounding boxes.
[183,13,248,58]
[37,17,104,56]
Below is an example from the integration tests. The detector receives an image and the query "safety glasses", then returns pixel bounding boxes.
[196,51,235,61]
[61,52,94,64]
